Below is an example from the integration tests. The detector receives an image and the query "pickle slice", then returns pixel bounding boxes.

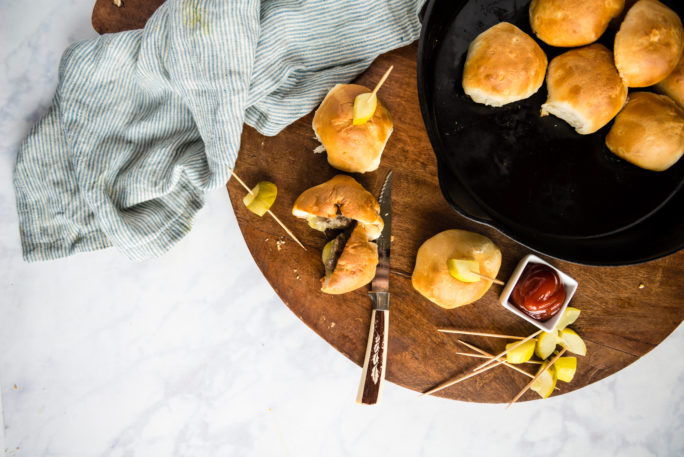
[530,364,557,399]
[559,328,587,356]
[352,92,377,125]
[557,306,581,330]
[555,356,577,382]
[321,239,335,266]
[535,330,560,360]
[242,181,277,217]
[446,258,481,283]
[505,339,536,364]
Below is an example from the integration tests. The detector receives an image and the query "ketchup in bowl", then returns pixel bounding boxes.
[511,263,566,321]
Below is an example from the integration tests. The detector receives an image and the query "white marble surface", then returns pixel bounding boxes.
[1,1,683,456]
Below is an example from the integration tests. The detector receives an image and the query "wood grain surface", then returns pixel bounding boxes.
[92,3,684,403]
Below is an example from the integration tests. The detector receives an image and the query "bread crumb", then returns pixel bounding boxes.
[638,282,645,289]
[276,240,286,251]
[13,384,17,390]
[113,0,123,7]
[331,322,336,328]
[391,236,395,242]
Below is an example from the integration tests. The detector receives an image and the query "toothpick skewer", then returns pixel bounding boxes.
[438,329,526,340]
[230,170,307,251]
[456,340,559,391]
[471,330,543,372]
[469,271,505,285]
[370,66,394,98]
[506,348,567,409]
[456,341,542,366]
[454,352,542,364]
[421,359,506,397]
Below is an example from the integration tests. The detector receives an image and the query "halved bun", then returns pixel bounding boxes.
[614,0,684,88]
[312,84,393,173]
[656,52,684,108]
[411,230,502,309]
[292,175,383,240]
[542,44,627,134]
[462,22,548,107]
[321,224,378,295]
[605,91,684,171]
[529,0,625,47]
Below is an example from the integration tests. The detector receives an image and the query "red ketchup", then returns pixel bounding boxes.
[511,263,566,321]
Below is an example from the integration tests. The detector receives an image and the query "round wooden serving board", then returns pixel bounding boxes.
[93,2,683,403]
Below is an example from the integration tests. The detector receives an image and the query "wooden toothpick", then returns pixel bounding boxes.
[454,351,542,364]
[438,329,525,340]
[230,170,307,251]
[471,330,542,372]
[421,359,506,397]
[370,66,394,98]
[506,348,567,409]
[469,271,505,285]
[457,340,559,391]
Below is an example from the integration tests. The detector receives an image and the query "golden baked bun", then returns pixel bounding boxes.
[655,53,684,107]
[614,0,684,88]
[462,22,548,107]
[321,224,378,295]
[605,92,684,171]
[411,230,502,309]
[292,174,383,240]
[530,0,625,47]
[312,84,393,173]
[541,44,627,134]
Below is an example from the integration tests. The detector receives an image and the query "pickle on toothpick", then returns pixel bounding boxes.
[242,181,278,217]
[557,306,581,330]
[530,364,557,398]
[352,65,393,126]
[446,258,481,283]
[559,328,587,356]
[535,330,560,360]
[352,92,378,125]
[506,339,536,364]
[321,239,335,265]
[555,356,577,382]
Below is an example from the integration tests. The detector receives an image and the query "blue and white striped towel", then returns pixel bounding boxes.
[14,0,424,261]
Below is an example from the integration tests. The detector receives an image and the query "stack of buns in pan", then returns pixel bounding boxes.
[462,0,683,172]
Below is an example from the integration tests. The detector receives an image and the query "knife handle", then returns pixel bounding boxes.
[356,298,389,405]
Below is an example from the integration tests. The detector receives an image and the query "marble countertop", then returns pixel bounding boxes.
[1,1,682,456]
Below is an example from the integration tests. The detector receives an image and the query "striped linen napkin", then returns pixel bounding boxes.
[14,0,424,261]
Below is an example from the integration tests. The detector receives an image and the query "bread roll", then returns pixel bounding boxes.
[411,230,502,309]
[541,44,627,134]
[605,92,684,171]
[655,52,684,108]
[292,174,383,240]
[614,0,684,87]
[321,224,378,295]
[530,0,625,47]
[312,84,393,174]
[462,22,548,107]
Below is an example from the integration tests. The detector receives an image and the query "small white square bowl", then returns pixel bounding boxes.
[499,254,578,332]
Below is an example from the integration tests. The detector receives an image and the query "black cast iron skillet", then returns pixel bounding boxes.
[417,0,684,265]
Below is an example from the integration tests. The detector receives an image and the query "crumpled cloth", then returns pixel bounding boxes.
[14,0,424,261]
